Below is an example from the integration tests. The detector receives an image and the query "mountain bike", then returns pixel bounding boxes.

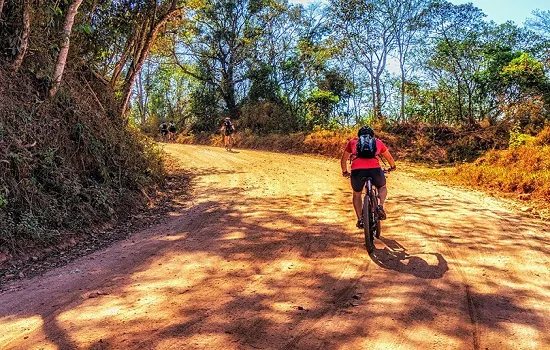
[362,169,391,253]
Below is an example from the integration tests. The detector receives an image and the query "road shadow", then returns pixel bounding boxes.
[371,237,449,279]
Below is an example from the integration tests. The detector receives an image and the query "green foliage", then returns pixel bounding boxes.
[247,64,280,103]
[240,101,299,133]
[187,83,223,132]
[501,53,547,90]
[304,89,340,128]
[509,126,536,148]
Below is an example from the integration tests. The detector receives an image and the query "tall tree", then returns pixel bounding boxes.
[172,0,276,120]
[118,0,182,116]
[329,0,398,118]
[425,0,487,124]
[393,0,431,121]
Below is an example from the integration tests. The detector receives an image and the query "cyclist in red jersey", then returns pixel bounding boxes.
[340,126,396,228]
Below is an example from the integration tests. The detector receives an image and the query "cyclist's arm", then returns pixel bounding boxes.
[380,149,396,168]
[341,150,351,173]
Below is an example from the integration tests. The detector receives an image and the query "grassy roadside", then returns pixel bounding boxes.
[401,127,550,219]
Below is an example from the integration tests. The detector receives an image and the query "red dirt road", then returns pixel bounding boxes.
[1,144,549,349]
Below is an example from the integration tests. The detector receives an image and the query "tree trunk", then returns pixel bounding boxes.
[136,69,146,124]
[12,0,31,72]
[374,77,382,119]
[222,64,239,119]
[49,0,84,97]
[466,84,475,125]
[0,0,5,18]
[400,62,406,121]
[111,34,137,88]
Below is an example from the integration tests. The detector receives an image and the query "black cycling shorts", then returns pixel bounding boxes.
[350,168,386,192]
[225,130,234,136]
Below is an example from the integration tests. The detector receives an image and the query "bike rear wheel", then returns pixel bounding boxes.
[363,194,374,253]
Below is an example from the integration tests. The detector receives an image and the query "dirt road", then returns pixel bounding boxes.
[1,144,549,349]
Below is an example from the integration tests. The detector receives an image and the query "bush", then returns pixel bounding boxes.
[532,126,550,146]
[509,127,535,148]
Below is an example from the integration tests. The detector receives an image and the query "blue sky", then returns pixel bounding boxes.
[448,0,544,25]
[288,0,547,25]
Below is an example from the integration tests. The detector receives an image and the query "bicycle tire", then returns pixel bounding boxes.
[363,193,374,253]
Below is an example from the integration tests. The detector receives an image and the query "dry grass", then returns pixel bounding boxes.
[435,128,550,216]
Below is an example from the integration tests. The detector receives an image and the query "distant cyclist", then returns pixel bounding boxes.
[220,117,235,151]
[340,126,396,228]
[159,121,168,141]
[168,121,176,141]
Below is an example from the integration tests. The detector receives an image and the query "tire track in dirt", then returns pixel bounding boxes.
[282,246,372,350]
[421,214,481,350]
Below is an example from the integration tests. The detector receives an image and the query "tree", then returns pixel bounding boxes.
[392,0,431,121]
[118,0,182,116]
[425,0,487,124]
[329,0,398,119]
[526,10,550,36]
[525,9,550,69]
[11,0,31,73]
[172,0,276,120]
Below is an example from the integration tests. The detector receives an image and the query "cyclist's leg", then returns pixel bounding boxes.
[352,191,362,219]
[367,168,387,219]
[378,185,387,206]
[350,170,367,226]
[370,168,387,204]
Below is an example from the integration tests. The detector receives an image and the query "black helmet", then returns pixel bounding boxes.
[358,126,374,137]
